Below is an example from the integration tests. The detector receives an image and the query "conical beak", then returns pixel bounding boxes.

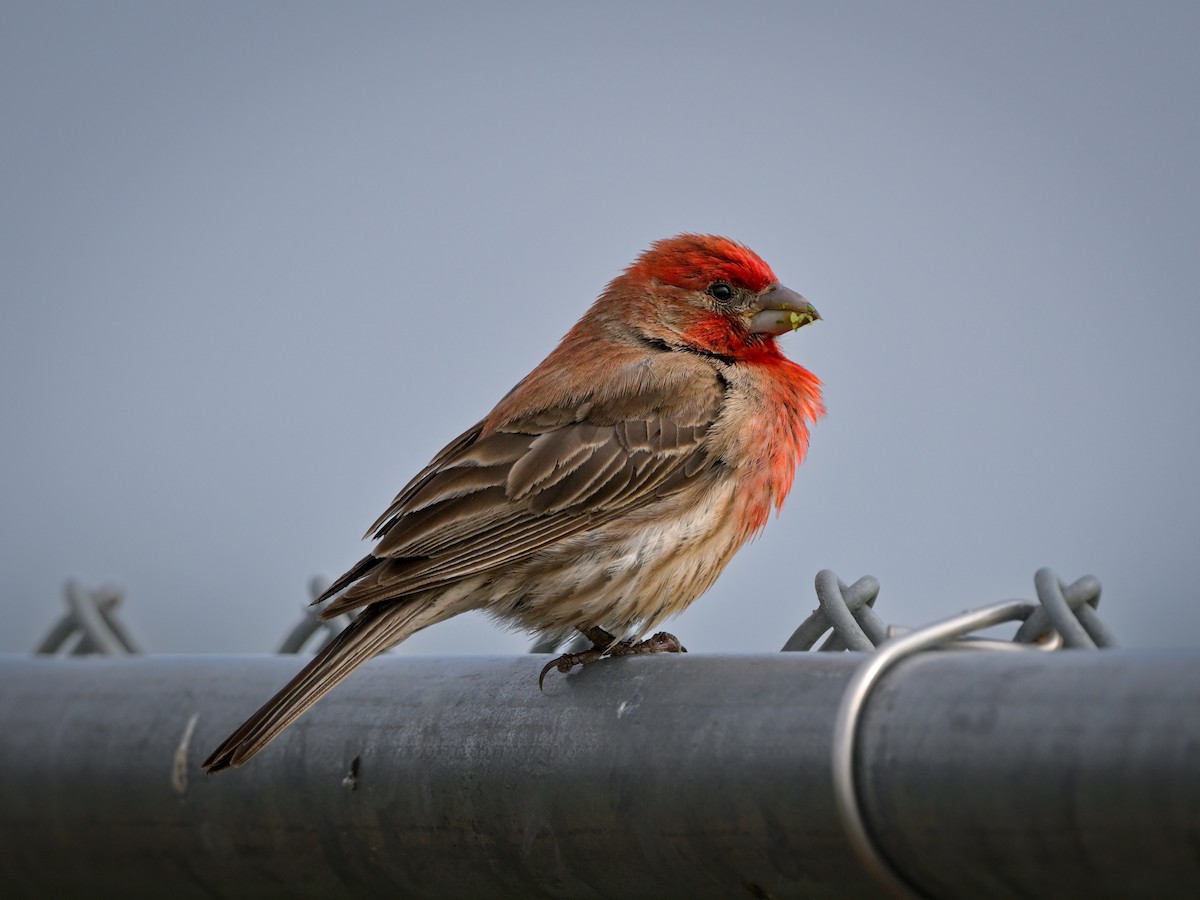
[748,283,821,335]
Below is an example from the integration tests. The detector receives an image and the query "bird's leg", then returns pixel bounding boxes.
[578,624,619,647]
[538,626,686,689]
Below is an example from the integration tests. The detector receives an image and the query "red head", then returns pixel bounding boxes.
[625,234,778,295]
[603,234,819,360]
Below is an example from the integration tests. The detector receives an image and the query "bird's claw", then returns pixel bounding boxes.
[538,630,687,690]
[538,647,602,690]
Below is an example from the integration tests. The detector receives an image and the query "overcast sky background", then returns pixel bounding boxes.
[3,2,1198,657]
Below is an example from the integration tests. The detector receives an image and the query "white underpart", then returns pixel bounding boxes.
[480,476,745,640]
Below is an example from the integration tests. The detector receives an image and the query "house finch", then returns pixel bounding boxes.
[203,234,822,772]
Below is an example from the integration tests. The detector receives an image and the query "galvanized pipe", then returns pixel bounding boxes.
[0,651,1197,899]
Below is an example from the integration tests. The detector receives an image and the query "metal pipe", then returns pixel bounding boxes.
[0,651,1197,899]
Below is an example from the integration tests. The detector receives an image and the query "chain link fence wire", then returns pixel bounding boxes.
[36,567,1115,665]
[783,566,1114,654]
[797,566,1114,900]
[276,576,358,654]
[34,580,141,655]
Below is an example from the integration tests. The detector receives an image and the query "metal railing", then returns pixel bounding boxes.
[9,569,1197,899]
[34,580,140,655]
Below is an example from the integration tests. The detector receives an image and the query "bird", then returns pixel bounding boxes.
[202,234,823,772]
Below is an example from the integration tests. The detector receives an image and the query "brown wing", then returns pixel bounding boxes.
[317,357,727,617]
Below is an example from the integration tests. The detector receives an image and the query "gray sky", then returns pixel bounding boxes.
[3,2,1198,656]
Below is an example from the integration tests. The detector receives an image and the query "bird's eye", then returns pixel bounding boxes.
[708,282,734,302]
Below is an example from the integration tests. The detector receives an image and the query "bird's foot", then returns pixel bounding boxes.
[610,630,688,658]
[539,626,686,689]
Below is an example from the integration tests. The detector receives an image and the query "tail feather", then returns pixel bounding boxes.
[203,599,431,773]
[312,552,381,607]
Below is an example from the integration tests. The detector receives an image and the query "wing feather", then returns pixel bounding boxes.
[321,356,728,617]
